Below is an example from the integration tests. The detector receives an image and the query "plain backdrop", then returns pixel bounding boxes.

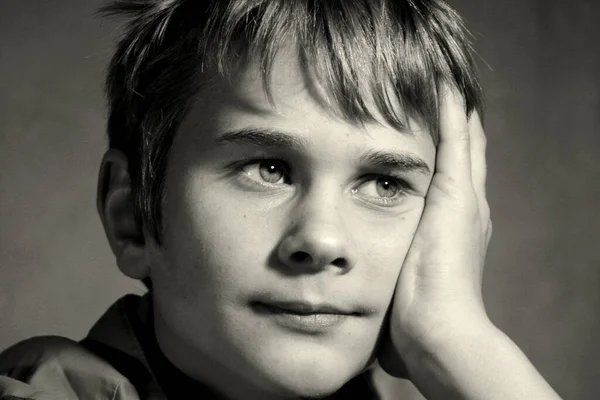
[1,1,598,399]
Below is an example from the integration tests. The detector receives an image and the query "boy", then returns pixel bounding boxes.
[0,0,562,399]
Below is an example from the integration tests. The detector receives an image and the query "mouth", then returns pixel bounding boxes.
[254,300,357,316]
[250,300,361,334]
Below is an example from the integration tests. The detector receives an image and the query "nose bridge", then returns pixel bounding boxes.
[277,184,354,272]
[294,181,347,239]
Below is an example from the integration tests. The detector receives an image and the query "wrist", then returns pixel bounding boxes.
[410,309,494,355]
[401,314,501,398]
[397,299,491,356]
[401,319,561,400]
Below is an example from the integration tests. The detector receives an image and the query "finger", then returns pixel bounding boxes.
[430,86,475,211]
[468,111,490,223]
[436,85,472,186]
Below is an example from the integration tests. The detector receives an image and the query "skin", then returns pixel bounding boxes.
[378,90,562,400]
[99,47,562,399]
[100,48,435,399]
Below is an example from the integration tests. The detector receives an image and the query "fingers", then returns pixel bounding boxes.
[468,111,491,226]
[436,86,490,245]
[434,86,474,204]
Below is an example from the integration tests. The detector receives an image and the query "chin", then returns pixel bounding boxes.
[268,372,349,399]
[249,350,367,399]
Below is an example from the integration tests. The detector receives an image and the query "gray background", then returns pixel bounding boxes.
[1,1,598,399]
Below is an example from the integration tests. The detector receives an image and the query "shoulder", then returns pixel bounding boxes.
[0,336,88,366]
[0,336,139,400]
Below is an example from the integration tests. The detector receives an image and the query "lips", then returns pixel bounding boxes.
[250,300,352,333]
[249,297,363,334]
[256,300,355,316]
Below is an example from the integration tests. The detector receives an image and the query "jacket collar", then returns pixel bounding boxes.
[86,293,153,370]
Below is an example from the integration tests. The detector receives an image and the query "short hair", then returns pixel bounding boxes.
[100,0,484,243]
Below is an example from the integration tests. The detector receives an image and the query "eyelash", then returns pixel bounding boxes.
[353,173,412,206]
[229,157,413,205]
[229,156,291,189]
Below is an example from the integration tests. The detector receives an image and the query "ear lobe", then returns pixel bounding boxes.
[97,149,150,280]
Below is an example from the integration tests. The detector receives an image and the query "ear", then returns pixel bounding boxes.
[97,149,150,280]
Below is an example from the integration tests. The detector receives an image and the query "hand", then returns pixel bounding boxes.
[378,86,492,377]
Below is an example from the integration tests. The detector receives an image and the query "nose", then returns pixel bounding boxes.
[276,198,355,274]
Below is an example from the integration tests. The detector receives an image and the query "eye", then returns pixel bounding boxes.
[352,175,409,204]
[374,177,401,198]
[241,159,290,185]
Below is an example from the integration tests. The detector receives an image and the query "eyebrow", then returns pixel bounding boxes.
[216,128,309,150]
[216,127,430,174]
[359,150,431,175]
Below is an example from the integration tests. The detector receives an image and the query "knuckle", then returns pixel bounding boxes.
[459,196,480,221]
[481,201,491,221]
[456,128,471,143]
[479,134,487,153]
[430,175,480,218]
[432,176,472,205]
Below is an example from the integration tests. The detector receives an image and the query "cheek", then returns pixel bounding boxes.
[158,173,276,295]
[354,203,424,297]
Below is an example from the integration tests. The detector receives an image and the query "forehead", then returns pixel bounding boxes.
[171,45,437,179]
[197,44,431,142]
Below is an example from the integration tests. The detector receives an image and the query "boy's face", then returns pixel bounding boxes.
[148,47,435,398]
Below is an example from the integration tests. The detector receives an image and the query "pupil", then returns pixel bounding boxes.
[264,163,279,175]
[377,178,397,197]
[259,161,284,183]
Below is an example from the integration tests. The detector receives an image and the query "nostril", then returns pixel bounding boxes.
[290,251,311,263]
[331,258,348,269]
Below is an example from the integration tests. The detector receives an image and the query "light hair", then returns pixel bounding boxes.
[100,0,484,242]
